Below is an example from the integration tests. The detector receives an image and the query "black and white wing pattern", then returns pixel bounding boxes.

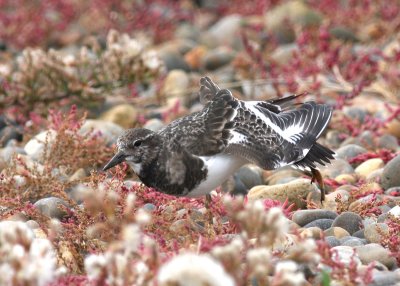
[225,95,335,170]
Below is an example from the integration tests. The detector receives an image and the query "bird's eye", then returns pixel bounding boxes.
[133,140,142,147]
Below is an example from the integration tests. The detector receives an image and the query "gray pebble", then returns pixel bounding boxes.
[377,134,399,151]
[341,237,366,247]
[304,219,334,230]
[143,203,156,212]
[355,243,397,269]
[34,197,70,219]
[352,229,365,239]
[364,223,389,243]
[336,144,368,161]
[332,211,363,235]
[292,209,337,226]
[235,165,263,189]
[381,154,400,190]
[369,271,400,286]
[325,236,341,247]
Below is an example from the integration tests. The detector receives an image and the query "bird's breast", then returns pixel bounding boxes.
[186,154,247,197]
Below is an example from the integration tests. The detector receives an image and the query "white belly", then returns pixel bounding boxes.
[187,154,247,197]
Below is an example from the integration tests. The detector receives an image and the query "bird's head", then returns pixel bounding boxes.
[103,128,161,174]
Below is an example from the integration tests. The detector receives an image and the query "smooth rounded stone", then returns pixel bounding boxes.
[207,14,243,48]
[158,50,190,72]
[331,246,362,266]
[355,158,385,177]
[322,189,351,211]
[143,118,165,132]
[24,130,57,162]
[335,144,368,161]
[303,219,334,230]
[355,243,396,269]
[330,26,358,42]
[334,173,357,184]
[231,175,248,195]
[388,205,400,218]
[341,237,366,247]
[265,1,322,31]
[265,169,302,185]
[377,134,399,151]
[184,46,208,70]
[235,165,263,189]
[332,211,363,235]
[300,226,321,239]
[325,236,341,247]
[366,168,384,182]
[364,223,389,243]
[34,197,70,219]
[248,178,320,208]
[292,209,337,226]
[202,47,235,70]
[349,194,384,213]
[0,125,23,147]
[161,69,190,97]
[79,120,124,146]
[352,229,365,239]
[325,130,343,148]
[385,186,400,196]
[369,271,400,286]
[143,203,156,212]
[0,145,26,162]
[381,154,400,190]
[319,158,354,179]
[357,130,375,149]
[343,106,367,123]
[324,227,350,239]
[383,118,400,139]
[100,104,138,129]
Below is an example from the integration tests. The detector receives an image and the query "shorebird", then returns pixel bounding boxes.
[103,77,334,200]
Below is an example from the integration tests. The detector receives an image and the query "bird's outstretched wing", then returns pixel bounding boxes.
[226,100,334,170]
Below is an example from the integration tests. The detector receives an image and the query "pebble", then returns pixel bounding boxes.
[69,168,87,182]
[100,104,138,129]
[343,106,367,122]
[34,197,70,219]
[265,169,302,185]
[322,189,351,211]
[369,271,400,286]
[161,69,190,96]
[143,118,165,132]
[79,119,124,146]
[0,125,23,147]
[320,158,354,179]
[248,178,321,208]
[377,134,399,151]
[380,154,400,190]
[364,223,389,243]
[324,227,350,238]
[355,158,384,177]
[352,229,365,239]
[388,205,400,218]
[207,14,243,48]
[292,209,337,226]
[143,203,157,212]
[300,227,321,239]
[331,246,362,266]
[202,47,235,70]
[235,165,263,189]
[340,237,366,247]
[385,186,400,196]
[0,145,26,162]
[335,144,368,161]
[325,236,341,247]
[355,243,397,269]
[303,219,334,230]
[24,130,57,162]
[331,211,363,235]
[334,173,357,184]
[159,50,190,72]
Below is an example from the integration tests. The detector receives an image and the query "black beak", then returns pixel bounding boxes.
[103,151,126,171]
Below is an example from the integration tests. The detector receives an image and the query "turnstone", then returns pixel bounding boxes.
[103,77,335,199]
